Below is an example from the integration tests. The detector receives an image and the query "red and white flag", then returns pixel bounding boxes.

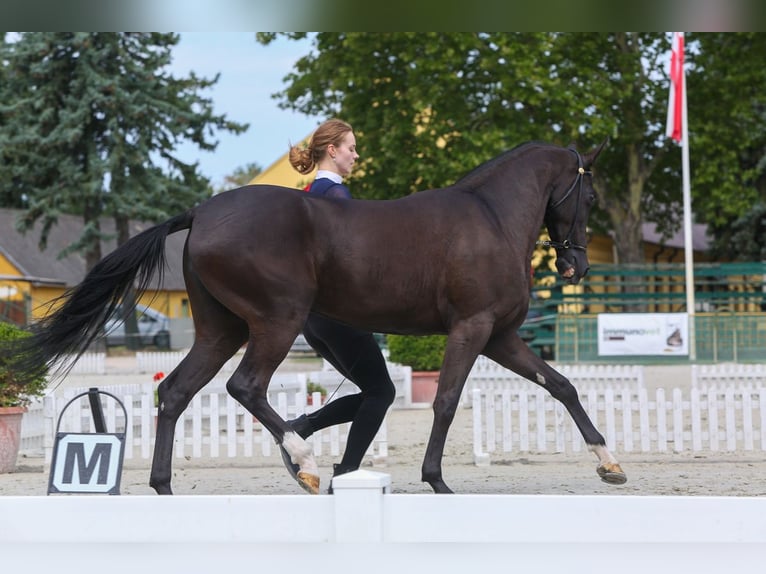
[666,32,685,143]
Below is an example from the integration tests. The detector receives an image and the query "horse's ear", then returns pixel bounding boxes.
[583,138,608,168]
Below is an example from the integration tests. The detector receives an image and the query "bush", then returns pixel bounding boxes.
[0,322,49,407]
[386,334,447,371]
[306,382,327,396]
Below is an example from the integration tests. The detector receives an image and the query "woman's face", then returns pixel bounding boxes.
[328,131,359,177]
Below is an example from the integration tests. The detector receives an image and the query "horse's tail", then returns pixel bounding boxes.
[1,210,195,386]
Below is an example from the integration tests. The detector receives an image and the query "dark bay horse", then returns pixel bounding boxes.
[3,140,626,494]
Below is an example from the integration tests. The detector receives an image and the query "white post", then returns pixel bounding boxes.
[472,388,490,466]
[332,469,391,542]
[680,47,696,360]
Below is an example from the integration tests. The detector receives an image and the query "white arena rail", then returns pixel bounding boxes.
[472,383,766,465]
[1,470,765,573]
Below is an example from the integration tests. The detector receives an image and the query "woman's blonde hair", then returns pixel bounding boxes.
[289,118,353,175]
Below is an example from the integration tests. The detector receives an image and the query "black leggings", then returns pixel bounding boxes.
[302,313,396,471]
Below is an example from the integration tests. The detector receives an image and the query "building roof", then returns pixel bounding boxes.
[0,208,188,290]
[249,137,315,188]
[641,222,710,252]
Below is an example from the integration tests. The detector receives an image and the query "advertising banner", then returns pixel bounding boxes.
[597,313,688,356]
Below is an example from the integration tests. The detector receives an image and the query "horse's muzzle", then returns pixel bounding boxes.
[556,256,589,285]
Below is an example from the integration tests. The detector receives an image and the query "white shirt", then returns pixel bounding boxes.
[315,170,343,184]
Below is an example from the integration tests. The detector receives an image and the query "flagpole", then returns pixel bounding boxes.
[680,45,697,361]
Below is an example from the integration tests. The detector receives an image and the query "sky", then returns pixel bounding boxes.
[167,32,321,188]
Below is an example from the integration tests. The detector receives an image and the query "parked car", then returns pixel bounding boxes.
[289,331,386,356]
[290,333,318,355]
[104,304,171,349]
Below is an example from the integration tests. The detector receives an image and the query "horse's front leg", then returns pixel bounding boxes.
[226,345,321,494]
[422,324,490,494]
[484,331,627,485]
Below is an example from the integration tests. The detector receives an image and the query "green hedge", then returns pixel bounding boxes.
[386,334,447,371]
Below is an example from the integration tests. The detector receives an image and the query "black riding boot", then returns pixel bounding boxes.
[287,414,314,439]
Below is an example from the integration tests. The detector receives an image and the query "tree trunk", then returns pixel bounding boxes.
[601,143,649,312]
[117,216,141,350]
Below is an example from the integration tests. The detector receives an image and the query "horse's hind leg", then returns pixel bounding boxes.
[149,271,249,494]
[484,331,627,485]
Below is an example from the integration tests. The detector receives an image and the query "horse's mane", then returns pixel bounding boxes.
[454,140,552,189]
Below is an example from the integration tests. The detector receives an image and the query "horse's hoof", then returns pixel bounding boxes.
[597,463,627,485]
[297,471,320,494]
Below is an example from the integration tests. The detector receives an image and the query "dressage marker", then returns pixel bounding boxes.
[47,388,125,495]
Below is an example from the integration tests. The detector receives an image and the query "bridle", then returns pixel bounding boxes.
[536,149,592,252]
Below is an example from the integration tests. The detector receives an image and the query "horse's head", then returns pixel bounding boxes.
[542,140,607,285]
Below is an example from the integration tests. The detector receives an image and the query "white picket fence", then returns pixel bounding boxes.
[692,363,766,387]
[463,357,644,407]
[20,377,387,467]
[467,356,644,388]
[34,354,766,469]
[472,383,766,464]
[136,352,415,407]
[53,352,106,374]
[135,351,244,374]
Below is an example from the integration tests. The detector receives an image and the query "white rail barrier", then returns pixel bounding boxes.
[472,383,766,464]
[1,470,764,573]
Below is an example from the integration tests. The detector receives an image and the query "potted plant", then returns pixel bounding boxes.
[0,322,49,473]
[386,334,447,405]
[306,381,328,406]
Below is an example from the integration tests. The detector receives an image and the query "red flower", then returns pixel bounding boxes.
[153,372,165,382]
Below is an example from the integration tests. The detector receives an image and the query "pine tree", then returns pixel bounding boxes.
[0,32,248,269]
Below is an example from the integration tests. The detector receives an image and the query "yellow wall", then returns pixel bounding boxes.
[25,287,188,321]
[0,258,31,308]
[1,250,189,323]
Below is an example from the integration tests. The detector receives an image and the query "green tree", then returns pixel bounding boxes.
[687,33,766,260]
[258,32,766,266]
[0,32,248,270]
[214,161,263,195]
